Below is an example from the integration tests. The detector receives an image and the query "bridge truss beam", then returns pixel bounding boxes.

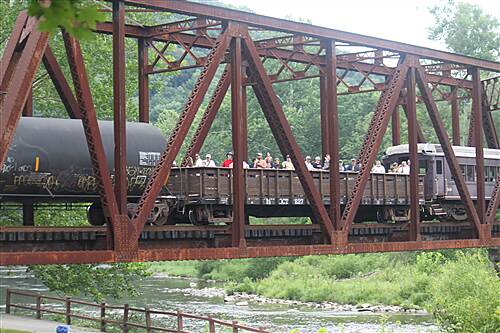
[0,0,499,265]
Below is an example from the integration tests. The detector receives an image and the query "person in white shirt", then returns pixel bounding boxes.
[203,154,216,167]
[305,156,315,170]
[194,153,204,167]
[399,160,410,175]
[371,160,386,174]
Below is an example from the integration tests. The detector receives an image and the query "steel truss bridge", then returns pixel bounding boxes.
[1,0,499,265]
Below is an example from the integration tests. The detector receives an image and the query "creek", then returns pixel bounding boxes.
[0,266,437,333]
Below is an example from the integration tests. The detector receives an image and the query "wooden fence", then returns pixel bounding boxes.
[5,289,271,333]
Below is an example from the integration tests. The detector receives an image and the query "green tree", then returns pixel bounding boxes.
[428,0,500,61]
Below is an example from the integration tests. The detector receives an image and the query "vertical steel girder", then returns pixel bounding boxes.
[113,0,128,216]
[416,66,483,237]
[231,36,246,247]
[131,28,233,239]
[0,16,48,168]
[406,65,420,241]
[138,38,150,123]
[241,84,248,161]
[62,33,125,250]
[324,40,341,230]
[242,31,336,243]
[320,74,330,158]
[340,60,410,232]
[472,69,486,226]
[182,65,231,165]
[450,87,461,145]
[391,106,401,146]
[42,46,81,119]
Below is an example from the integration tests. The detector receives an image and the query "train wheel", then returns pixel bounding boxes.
[450,207,467,221]
[87,203,106,226]
[188,206,209,225]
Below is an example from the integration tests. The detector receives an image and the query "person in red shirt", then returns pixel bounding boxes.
[221,152,233,168]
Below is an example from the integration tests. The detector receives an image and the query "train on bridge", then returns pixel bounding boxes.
[1,117,499,226]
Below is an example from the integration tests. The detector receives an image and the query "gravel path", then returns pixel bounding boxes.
[0,314,102,333]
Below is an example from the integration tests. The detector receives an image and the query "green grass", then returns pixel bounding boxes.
[0,329,32,333]
[149,261,199,277]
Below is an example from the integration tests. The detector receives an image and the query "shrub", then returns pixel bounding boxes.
[425,251,499,333]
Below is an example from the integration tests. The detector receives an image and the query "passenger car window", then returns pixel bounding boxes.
[460,165,465,177]
[466,165,475,182]
[436,160,443,175]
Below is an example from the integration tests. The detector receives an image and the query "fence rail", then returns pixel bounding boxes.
[5,289,270,333]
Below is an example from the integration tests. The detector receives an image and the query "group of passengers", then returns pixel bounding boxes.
[192,152,410,175]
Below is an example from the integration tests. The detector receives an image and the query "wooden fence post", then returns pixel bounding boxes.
[5,289,11,314]
[232,320,238,333]
[100,302,106,332]
[145,306,152,333]
[36,295,41,319]
[208,315,215,333]
[123,303,129,333]
[176,310,183,332]
[65,297,71,325]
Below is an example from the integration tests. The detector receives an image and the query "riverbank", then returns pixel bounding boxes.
[155,281,421,314]
[150,250,499,332]
[0,267,438,333]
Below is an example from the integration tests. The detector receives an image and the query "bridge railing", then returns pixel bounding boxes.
[5,288,270,333]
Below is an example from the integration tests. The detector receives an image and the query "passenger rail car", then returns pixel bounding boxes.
[383,144,500,221]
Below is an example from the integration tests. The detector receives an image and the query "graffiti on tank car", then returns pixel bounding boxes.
[139,152,161,167]
[13,173,52,187]
[17,164,32,172]
[2,157,16,174]
[77,175,97,192]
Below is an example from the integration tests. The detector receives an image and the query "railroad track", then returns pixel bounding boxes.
[1,222,498,253]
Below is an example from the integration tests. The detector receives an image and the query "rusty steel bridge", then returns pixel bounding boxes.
[1,0,499,265]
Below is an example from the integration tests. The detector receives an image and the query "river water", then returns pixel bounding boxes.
[0,266,437,333]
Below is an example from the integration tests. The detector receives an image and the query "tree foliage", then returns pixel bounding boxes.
[28,0,105,39]
[428,0,500,61]
[28,263,150,302]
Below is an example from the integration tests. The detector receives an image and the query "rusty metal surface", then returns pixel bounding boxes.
[486,173,500,225]
[2,237,499,265]
[324,40,341,230]
[138,38,149,123]
[1,1,499,265]
[340,59,409,233]
[243,30,336,243]
[131,28,233,237]
[120,0,500,71]
[230,35,246,247]
[416,66,482,236]
[62,32,124,251]
[406,65,420,241]
[472,68,486,227]
[113,0,128,216]
[0,18,48,167]
[94,22,474,90]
